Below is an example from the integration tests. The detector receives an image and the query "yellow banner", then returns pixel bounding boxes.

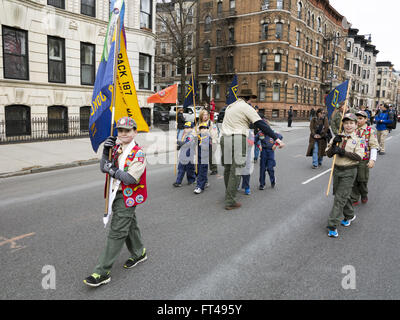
[112,31,149,132]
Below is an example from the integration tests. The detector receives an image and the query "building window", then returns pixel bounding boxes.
[354,47,358,58]
[48,106,68,134]
[317,17,321,32]
[316,42,319,56]
[306,11,310,26]
[139,53,151,90]
[313,90,317,105]
[205,16,212,32]
[217,1,223,15]
[260,53,267,71]
[295,59,299,75]
[296,31,300,46]
[48,0,65,9]
[229,27,235,44]
[161,42,166,55]
[216,29,222,46]
[161,64,166,78]
[187,8,193,24]
[140,0,152,29]
[297,2,302,19]
[275,22,283,39]
[2,26,29,80]
[261,23,269,40]
[204,42,210,58]
[277,0,283,10]
[227,56,234,72]
[294,86,298,103]
[230,0,236,9]
[216,57,222,73]
[81,0,95,17]
[259,83,266,101]
[80,106,90,132]
[48,36,65,83]
[80,42,95,85]
[262,0,270,9]
[273,83,280,101]
[274,54,281,71]
[187,34,193,50]
[5,105,31,137]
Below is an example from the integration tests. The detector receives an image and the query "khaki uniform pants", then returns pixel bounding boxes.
[328,167,357,229]
[221,135,247,207]
[350,160,369,202]
[377,130,388,152]
[94,192,144,275]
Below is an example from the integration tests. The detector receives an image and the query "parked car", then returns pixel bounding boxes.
[169,105,203,123]
[153,105,169,124]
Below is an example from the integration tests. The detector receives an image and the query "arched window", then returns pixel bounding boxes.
[204,42,211,58]
[297,2,302,19]
[204,16,212,32]
[217,1,223,15]
[317,17,321,32]
[48,105,68,134]
[347,41,351,52]
[294,86,299,103]
[311,14,315,29]
[5,105,31,137]
[307,11,311,26]
[80,106,90,132]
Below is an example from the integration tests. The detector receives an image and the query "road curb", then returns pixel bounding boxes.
[0,149,177,179]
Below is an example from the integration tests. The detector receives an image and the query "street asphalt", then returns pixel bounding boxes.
[1,126,400,300]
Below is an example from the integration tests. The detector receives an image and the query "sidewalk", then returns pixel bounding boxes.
[0,121,309,178]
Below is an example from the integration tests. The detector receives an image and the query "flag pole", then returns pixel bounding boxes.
[191,73,198,175]
[175,97,178,176]
[326,79,352,197]
[105,16,121,214]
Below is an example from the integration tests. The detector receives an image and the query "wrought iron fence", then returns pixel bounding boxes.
[0,116,89,144]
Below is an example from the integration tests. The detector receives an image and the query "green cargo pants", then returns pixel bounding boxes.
[94,192,144,276]
[350,160,369,202]
[328,166,358,229]
[220,134,247,207]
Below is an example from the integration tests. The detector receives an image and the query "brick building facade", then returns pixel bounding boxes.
[197,0,348,120]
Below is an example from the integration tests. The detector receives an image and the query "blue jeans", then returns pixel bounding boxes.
[176,162,196,184]
[241,175,250,189]
[196,164,208,190]
[259,149,276,186]
[177,129,184,141]
[312,141,323,167]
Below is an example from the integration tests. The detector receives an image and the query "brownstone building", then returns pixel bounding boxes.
[196,0,348,120]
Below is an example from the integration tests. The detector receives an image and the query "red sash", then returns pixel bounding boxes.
[104,144,148,208]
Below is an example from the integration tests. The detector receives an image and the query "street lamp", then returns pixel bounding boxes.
[207,73,216,102]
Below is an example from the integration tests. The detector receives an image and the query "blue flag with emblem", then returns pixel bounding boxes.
[226,74,238,105]
[325,80,350,120]
[89,0,125,153]
[183,76,197,108]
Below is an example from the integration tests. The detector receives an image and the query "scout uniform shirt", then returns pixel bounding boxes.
[326,132,364,167]
[356,124,379,160]
[221,99,261,137]
[112,142,146,192]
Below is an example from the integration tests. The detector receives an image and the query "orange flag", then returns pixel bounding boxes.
[147,84,178,104]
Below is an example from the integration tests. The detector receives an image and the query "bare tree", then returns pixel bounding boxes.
[156,0,198,104]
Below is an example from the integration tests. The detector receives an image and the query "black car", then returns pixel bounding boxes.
[217,106,227,123]
[153,105,170,124]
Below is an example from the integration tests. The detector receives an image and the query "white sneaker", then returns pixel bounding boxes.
[194,187,202,194]
[205,182,210,188]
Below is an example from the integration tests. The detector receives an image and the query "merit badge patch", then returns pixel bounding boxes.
[135,195,144,204]
[137,157,144,163]
[125,197,135,207]
[135,150,144,158]
[123,188,133,197]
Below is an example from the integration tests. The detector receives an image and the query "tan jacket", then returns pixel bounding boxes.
[326,131,364,167]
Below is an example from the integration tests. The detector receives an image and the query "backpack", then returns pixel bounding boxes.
[387,111,397,130]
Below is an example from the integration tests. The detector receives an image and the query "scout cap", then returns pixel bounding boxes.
[116,117,137,130]
[342,113,357,122]
[184,121,193,128]
[355,110,368,118]
[199,122,209,129]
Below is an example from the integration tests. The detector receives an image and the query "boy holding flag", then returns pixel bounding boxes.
[84,117,148,287]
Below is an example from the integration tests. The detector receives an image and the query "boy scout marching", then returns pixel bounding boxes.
[84,100,389,287]
[84,117,148,287]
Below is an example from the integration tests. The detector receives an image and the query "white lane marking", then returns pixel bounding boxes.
[302,169,332,185]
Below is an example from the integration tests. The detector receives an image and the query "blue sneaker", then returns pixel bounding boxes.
[244,188,251,195]
[328,229,338,238]
[341,216,356,227]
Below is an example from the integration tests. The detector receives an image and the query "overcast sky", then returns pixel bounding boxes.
[330,0,400,70]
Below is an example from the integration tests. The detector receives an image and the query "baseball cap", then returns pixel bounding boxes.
[184,121,193,128]
[199,122,209,129]
[115,117,137,129]
[355,110,368,118]
[342,113,357,122]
